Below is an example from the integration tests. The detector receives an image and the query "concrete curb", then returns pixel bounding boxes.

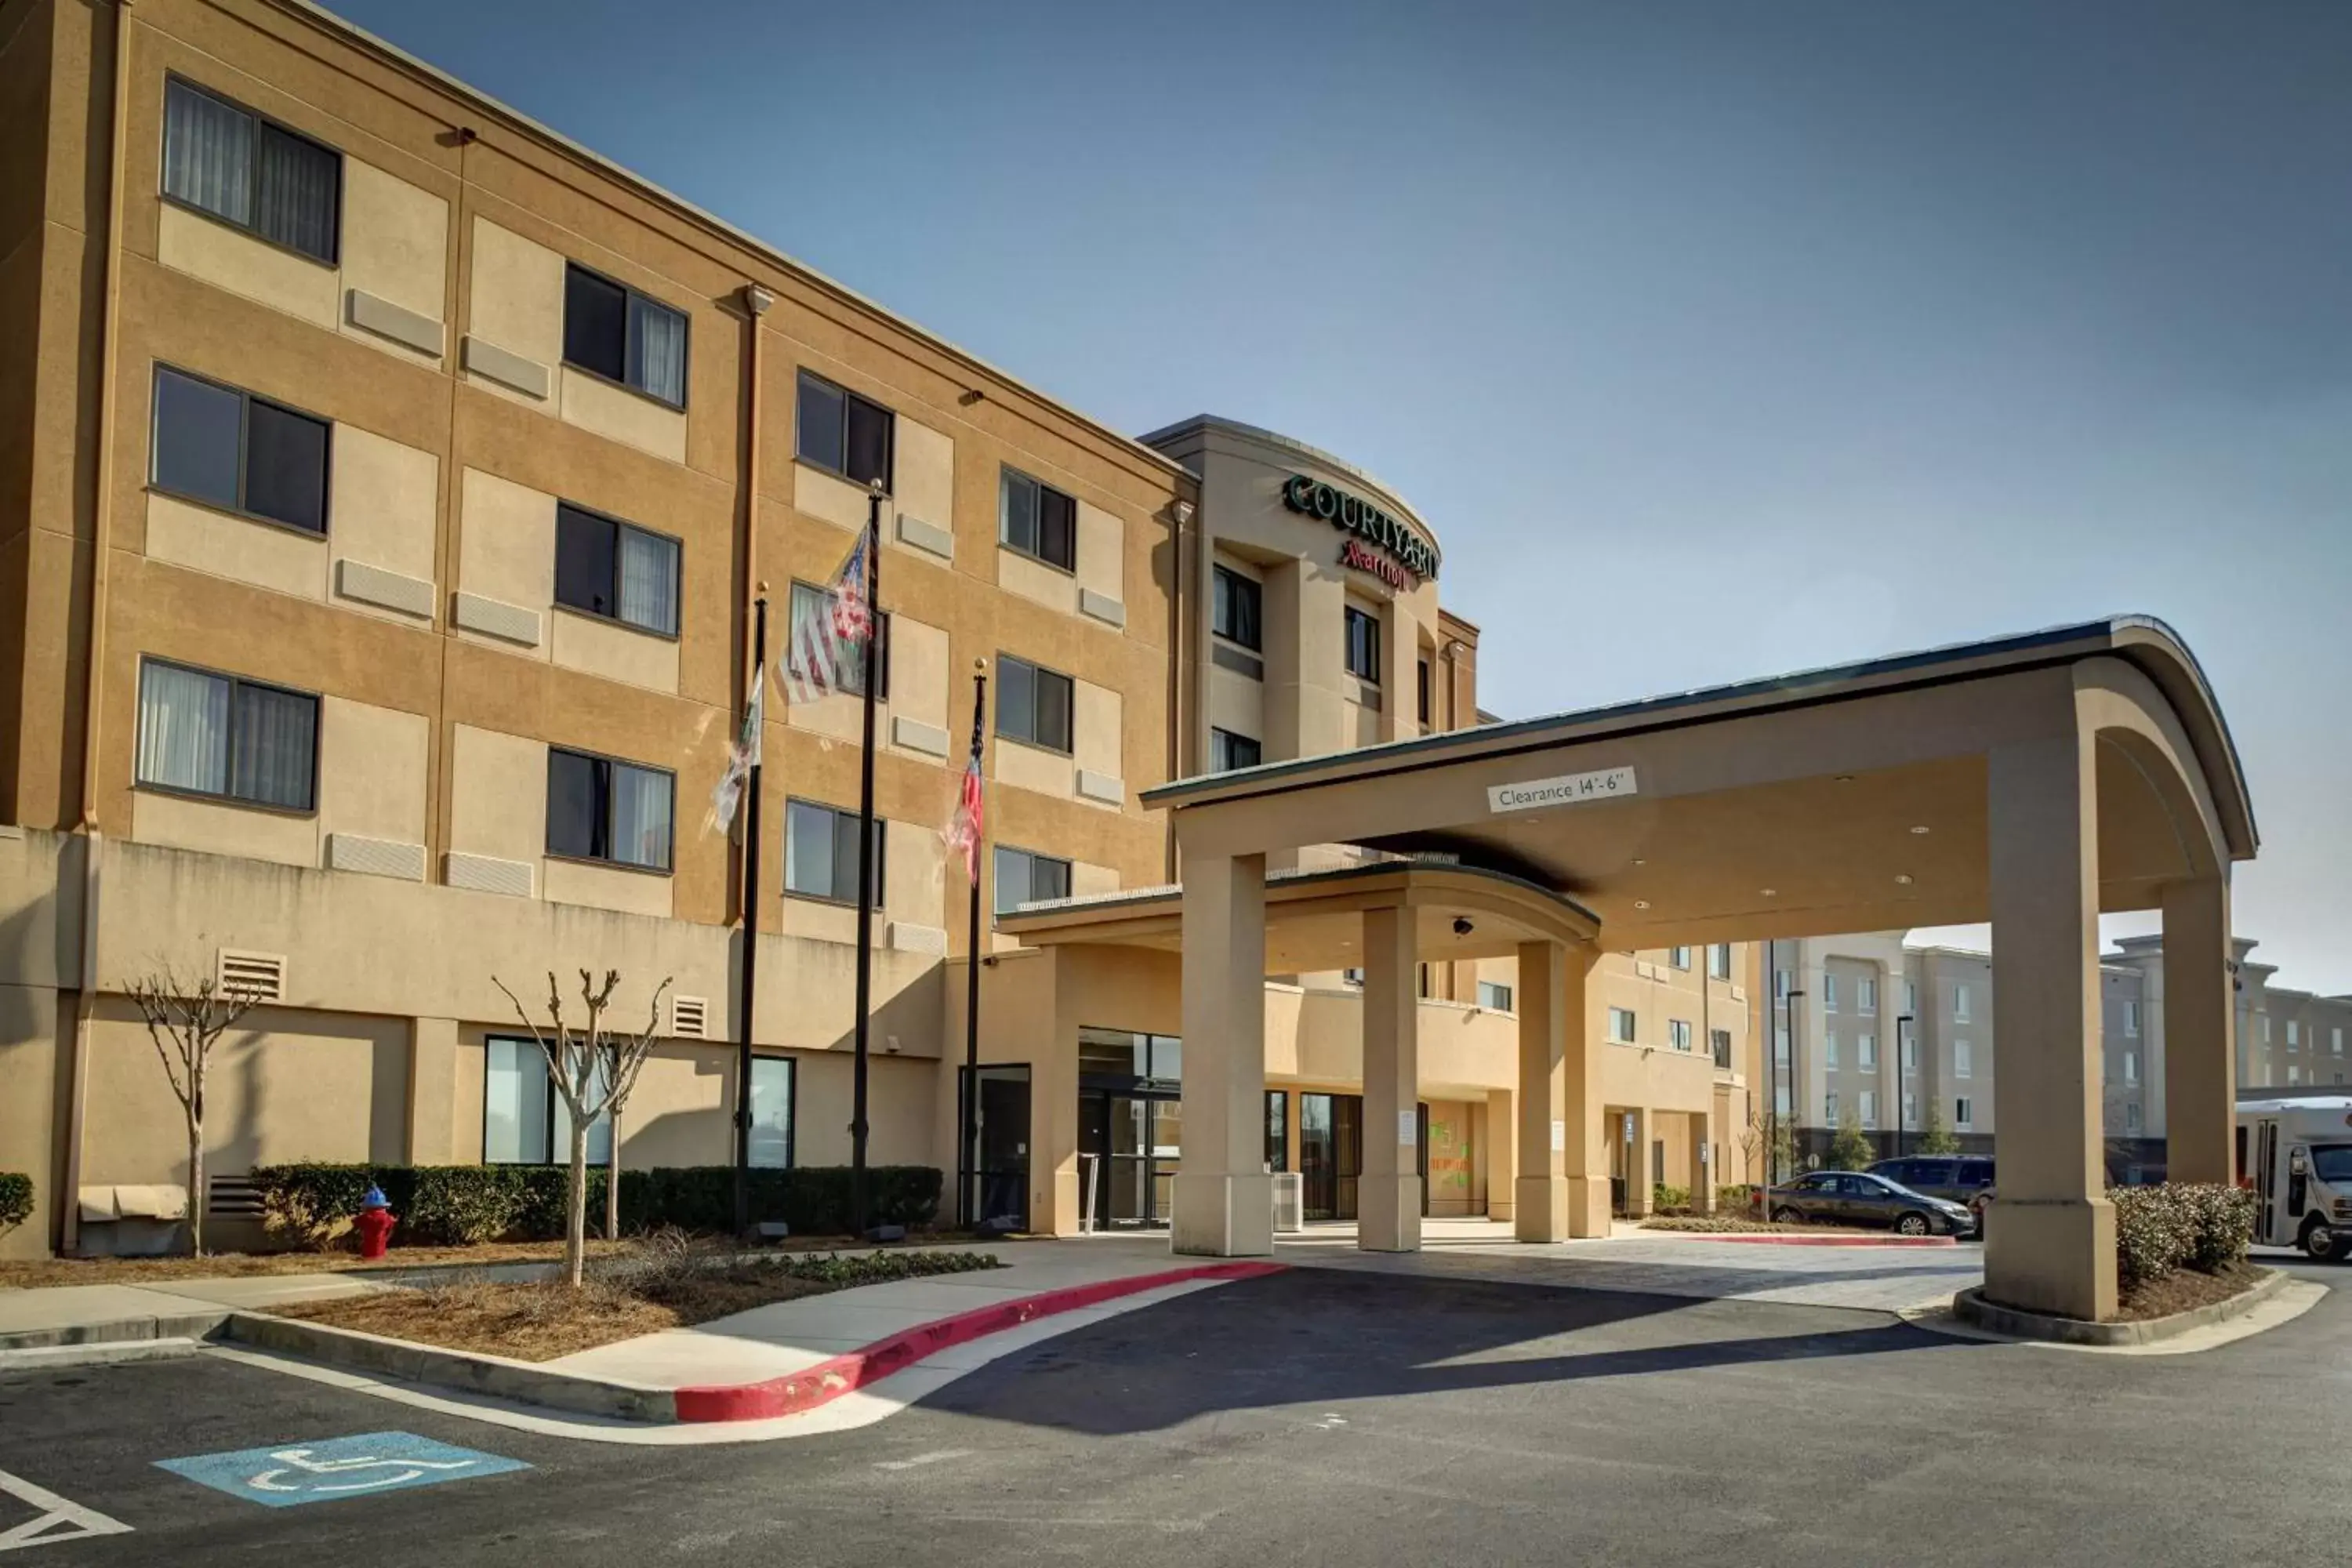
[0,1309,228,1352]
[0,1336,208,1372]
[220,1312,677,1422]
[1952,1268,2288,1346]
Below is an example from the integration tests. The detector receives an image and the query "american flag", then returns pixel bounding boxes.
[784,531,874,704]
[707,660,763,833]
[942,737,985,886]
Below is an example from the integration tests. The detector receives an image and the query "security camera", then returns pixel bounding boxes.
[1453,916,1474,936]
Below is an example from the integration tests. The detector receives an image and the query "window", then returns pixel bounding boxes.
[2125,1102,2142,1134]
[1822,973,1839,1011]
[1857,977,1877,1014]
[996,655,1074,753]
[1708,944,1732,980]
[1954,984,1971,1022]
[2335,1028,2344,1056]
[1212,565,1261,651]
[1344,604,1381,682]
[2124,1000,2141,1037]
[1477,980,1514,1013]
[1210,728,1261,772]
[1824,1032,1839,1069]
[2123,1050,2139,1084]
[554,503,681,636]
[795,370,892,490]
[787,583,890,698]
[1900,1036,1916,1073]
[1954,1097,1974,1131]
[2289,1064,2304,1086]
[999,467,1076,572]
[1955,1039,1973,1078]
[151,365,331,534]
[1418,964,1432,1000]
[750,1056,796,1168]
[2262,1015,2272,1043]
[135,659,318,811]
[1774,968,1791,1001]
[992,844,1071,916]
[1902,1093,1917,1128]
[1774,1025,1790,1065]
[1824,1091,1839,1123]
[1417,659,1432,724]
[1669,1018,1693,1052]
[1858,1033,1878,1071]
[785,800,885,905]
[1265,1091,1288,1173]
[1608,1007,1637,1044]
[1341,967,1364,988]
[1775,1083,1791,1116]
[1904,979,1918,1014]
[1668,947,1692,971]
[2287,1020,2301,1051]
[483,1036,609,1165]
[162,78,340,263]
[547,749,674,871]
[1710,1028,1733,1069]
[1858,1090,1878,1130]
[563,263,688,408]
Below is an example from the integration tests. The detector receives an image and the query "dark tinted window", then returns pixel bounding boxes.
[996,655,1073,753]
[1212,566,1261,649]
[555,505,620,619]
[797,371,891,490]
[846,395,893,491]
[162,78,340,264]
[1417,659,1432,724]
[1210,728,1261,772]
[1000,469,1076,570]
[252,119,339,261]
[563,266,629,383]
[546,748,604,860]
[243,397,329,532]
[786,800,884,904]
[151,366,329,534]
[1345,605,1381,681]
[993,844,1071,915]
[151,368,243,508]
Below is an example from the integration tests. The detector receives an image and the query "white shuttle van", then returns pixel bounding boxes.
[2237,1095,2352,1261]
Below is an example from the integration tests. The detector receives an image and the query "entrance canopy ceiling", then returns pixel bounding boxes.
[1142,616,2257,951]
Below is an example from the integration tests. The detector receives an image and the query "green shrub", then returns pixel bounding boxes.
[1652,1183,1691,1213]
[250,1162,943,1250]
[1715,1183,1758,1214]
[0,1171,32,1230]
[2111,1182,2255,1287]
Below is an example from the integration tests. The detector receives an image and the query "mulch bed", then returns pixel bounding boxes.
[1640,1216,1849,1235]
[2114,1261,2269,1322]
[271,1246,1004,1362]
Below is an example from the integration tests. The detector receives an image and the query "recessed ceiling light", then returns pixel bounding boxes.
[1895,873,1914,885]
[1634,899,1651,910]
[1835,774,1855,783]
[1760,888,1778,898]
[1911,825,1931,835]
[1632,858,1646,866]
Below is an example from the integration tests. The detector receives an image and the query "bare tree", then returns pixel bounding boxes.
[126,965,260,1256]
[493,969,671,1287]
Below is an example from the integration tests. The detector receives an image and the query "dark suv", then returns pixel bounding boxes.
[1868,1156,1994,1231]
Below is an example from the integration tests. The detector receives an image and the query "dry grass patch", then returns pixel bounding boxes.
[271,1236,1005,1361]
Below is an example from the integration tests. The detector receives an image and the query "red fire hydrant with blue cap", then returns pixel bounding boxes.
[353,1185,396,1260]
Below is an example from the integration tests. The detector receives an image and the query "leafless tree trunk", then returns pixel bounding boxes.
[604,1103,623,1243]
[495,969,670,1287]
[126,966,259,1257]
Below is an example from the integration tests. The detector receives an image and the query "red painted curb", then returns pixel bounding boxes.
[1663,1232,1960,1247]
[672,1259,1286,1423]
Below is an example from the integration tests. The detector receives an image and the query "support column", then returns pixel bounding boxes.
[2161,876,2236,1185]
[1691,1109,1715,1213]
[1359,905,1421,1251]
[1515,941,1569,1240]
[1622,1105,1653,1217]
[1485,1087,1516,1222]
[1173,852,1272,1257]
[1986,731,2117,1320]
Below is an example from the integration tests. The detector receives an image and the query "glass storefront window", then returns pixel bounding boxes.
[749,1056,794,1168]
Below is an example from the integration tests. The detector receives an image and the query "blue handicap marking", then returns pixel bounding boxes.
[155,1432,529,1508]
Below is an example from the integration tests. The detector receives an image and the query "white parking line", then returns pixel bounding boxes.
[0,1470,133,1554]
[873,1448,973,1471]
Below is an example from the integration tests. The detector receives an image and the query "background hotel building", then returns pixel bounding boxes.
[0,0,1756,1256]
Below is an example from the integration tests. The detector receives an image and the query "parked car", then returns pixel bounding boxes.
[1766,1170,1976,1236]
[1868,1155,1995,1229]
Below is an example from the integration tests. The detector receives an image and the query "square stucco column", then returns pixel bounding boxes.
[1621,1105,1653,1217]
[1174,852,1273,1257]
[2161,876,2236,1185]
[1516,939,1610,1240]
[1690,1109,1715,1212]
[1485,1088,1516,1222]
[1986,731,2117,1321]
[1359,905,1421,1252]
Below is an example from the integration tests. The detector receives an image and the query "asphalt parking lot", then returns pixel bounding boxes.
[1,1259,2345,1567]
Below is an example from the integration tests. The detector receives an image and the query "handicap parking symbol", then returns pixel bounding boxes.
[155,1432,528,1509]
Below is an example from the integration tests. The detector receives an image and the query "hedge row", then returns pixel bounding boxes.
[2112,1182,2256,1287]
[0,1172,31,1230]
[248,1163,942,1249]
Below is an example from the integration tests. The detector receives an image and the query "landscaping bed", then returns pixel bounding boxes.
[1640,1215,1847,1235]
[270,1242,1006,1361]
[2114,1259,2268,1322]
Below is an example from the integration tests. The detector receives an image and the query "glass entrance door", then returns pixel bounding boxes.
[1301,1093,1362,1221]
[1079,1089,1180,1227]
[963,1065,1031,1230]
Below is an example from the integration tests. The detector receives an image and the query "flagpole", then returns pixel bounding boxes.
[733,590,768,1240]
[959,662,988,1229]
[851,484,883,1237]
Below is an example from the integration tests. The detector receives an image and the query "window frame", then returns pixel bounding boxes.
[995,653,1076,755]
[561,260,691,410]
[133,655,321,815]
[1210,564,1262,651]
[1417,658,1432,725]
[1607,1007,1637,1045]
[1476,980,1514,1014]
[786,580,891,699]
[793,369,895,492]
[748,1054,798,1171]
[1708,944,1733,980]
[1668,946,1692,971]
[553,500,684,640]
[543,746,677,874]
[159,74,343,266]
[993,843,1073,917]
[1668,1018,1693,1052]
[998,466,1078,574]
[1343,604,1381,684]
[1209,728,1261,773]
[150,363,334,537]
[784,797,888,908]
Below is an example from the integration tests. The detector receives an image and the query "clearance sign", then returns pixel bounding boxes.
[1282,474,1439,586]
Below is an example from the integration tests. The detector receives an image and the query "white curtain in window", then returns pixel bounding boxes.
[610,762,672,869]
[627,298,687,406]
[230,683,316,809]
[163,82,252,225]
[136,663,230,793]
[485,1038,551,1163]
[254,125,338,260]
[616,528,679,635]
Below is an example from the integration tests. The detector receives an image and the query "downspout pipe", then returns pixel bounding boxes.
[63,0,136,1255]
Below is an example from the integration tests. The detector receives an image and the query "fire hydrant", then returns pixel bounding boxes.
[353,1185,397,1261]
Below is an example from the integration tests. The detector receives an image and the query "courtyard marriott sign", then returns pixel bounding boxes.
[1283,474,1439,586]
[1488,766,1639,814]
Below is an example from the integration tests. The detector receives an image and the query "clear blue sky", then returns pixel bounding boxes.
[326,0,2352,990]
